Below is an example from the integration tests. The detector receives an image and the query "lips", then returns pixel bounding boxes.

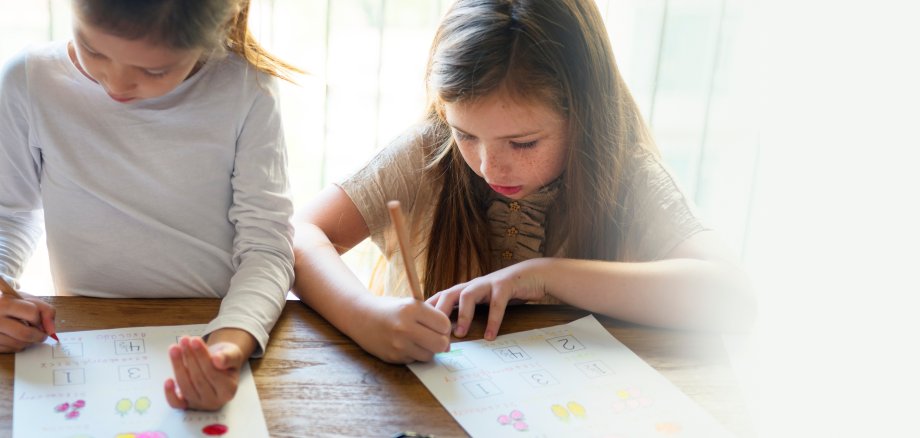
[489,184,522,196]
[108,94,135,103]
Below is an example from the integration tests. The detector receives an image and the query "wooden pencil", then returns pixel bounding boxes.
[386,200,425,301]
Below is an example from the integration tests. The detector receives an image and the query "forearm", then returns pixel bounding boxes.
[292,223,378,339]
[529,257,755,331]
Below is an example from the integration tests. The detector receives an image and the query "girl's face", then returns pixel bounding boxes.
[444,92,568,199]
[68,17,205,103]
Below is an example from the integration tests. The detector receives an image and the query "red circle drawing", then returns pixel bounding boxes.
[202,424,229,436]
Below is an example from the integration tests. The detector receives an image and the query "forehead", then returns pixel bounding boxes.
[444,92,564,132]
[74,19,201,68]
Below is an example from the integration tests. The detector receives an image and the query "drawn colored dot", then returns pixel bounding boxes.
[510,409,524,420]
[65,410,80,419]
[656,422,682,435]
[616,389,630,399]
[73,399,86,409]
[54,402,70,412]
[114,434,136,438]
[116,398,133,416]
[137,432,168,438]
[202,423,229,436]
[135,396,152,414]
[497,414,511,425]
[629,388,641,397]
[551,404,569,420]
[566,401,586,418]
[513,421,528,431]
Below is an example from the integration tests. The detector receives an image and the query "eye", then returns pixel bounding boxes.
[143,69,168,78]
[511,140,537,149]
[453,130,475,142]
[84,49,105,59]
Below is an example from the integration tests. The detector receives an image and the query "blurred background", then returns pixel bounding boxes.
[2,0,918,436]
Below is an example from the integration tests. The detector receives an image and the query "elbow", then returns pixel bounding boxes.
[719,264,758,333]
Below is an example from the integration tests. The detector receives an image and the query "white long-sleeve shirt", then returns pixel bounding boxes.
[0,42,294,355]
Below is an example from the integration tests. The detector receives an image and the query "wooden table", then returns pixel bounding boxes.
[0,297,753,437]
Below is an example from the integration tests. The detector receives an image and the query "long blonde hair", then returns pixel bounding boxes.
[422,0,656,295]
[73,0,302,82]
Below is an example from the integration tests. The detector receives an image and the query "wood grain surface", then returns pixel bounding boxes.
[0,297,753,437]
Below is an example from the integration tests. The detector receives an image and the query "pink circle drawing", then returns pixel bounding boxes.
[54,403,69,412]
[65,410,80,420]
[513,421,528,431]
[510,410,524,420]
[73,400,86,409]
[497,414,511,425]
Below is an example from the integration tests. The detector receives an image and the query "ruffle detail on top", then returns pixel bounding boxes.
[485,179,562,269]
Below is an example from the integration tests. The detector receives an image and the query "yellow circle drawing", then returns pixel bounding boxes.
[616,389,630,399]
[114,434,136,438]
[115,398,133,416]
[566,401,586,418]
[551,404,569,420]
[135,396,151,414]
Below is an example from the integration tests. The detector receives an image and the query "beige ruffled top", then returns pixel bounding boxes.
[339,126,706,299]
[485,179,562,270]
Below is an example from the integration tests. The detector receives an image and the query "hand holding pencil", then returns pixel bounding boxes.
[0,276,59,352]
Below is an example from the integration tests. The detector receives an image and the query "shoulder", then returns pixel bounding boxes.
[211,51,280,95]
[1,42,63,84]
[1,42,68,107]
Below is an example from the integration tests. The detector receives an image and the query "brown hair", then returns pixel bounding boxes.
[421,0,656,295]
[73,0,302,82]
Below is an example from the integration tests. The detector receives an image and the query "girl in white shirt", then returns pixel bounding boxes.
[0,0,299,410]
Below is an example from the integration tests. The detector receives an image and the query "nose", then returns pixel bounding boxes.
[478,144,511,182]
[103,64,137,95]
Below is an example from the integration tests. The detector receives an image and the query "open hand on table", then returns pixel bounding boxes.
[164,336,244,411]
[427,259,547,341]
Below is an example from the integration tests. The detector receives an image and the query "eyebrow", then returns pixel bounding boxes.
[74,29,178,71]
[450,125,542,140]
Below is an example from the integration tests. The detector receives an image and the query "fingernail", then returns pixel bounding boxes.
[485,330,494,339]
[455,325,466,337]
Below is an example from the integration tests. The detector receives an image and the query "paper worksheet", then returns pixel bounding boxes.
[408,315,734,437]
[14,324,268,438]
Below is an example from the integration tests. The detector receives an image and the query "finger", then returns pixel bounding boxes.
[431,290,455,316]
[453,284,486,338]
[416,304,452,335]
[1,298,42,326]
[412,315,451,355]
[0,316,47,344]
[405,341,440,363]
[35,301,58,339]
[183,337,220,402]
[0,332,31,352]
[163,378,188,409]
[209,343,244,371]
[169,341,201,403]
[484,287,511,340]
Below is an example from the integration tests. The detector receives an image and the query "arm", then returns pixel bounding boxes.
[166,75,293,410]
[430,230,756,339]
[292,185,451,363]
[0,49,57,351]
